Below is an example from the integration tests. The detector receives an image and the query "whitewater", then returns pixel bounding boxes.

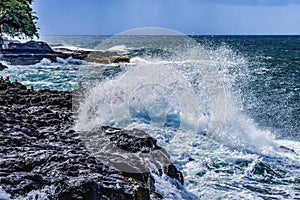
[1,28,300,199]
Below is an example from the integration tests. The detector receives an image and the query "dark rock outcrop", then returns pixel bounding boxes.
[1,41,57,65]
[0,77,72,108]
[0,63,7,70]
[0,78,184,199]
[84,51,130,64]
[0,40,130,65]
[8,41,54,53]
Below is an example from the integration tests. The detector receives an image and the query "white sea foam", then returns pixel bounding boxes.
[56,57,84,65]
[2,32,298,199]
[76,44,279,154]
[107,44,130,53]
[22,80,54,86]
[0,186,11,200]
[129,56,149,64]
[74,29,300,199]
[51,45,96,52]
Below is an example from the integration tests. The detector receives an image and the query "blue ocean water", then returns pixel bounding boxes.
[1,34,300,199]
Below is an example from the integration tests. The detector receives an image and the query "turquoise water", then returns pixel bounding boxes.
[1,34,300,199]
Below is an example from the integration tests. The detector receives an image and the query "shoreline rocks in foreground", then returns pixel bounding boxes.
[0,40,130,65]
[0,78,186,199]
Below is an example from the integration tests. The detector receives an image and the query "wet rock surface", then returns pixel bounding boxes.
[0,78,184,199]
[84,51,130,64]
[1,41,57,65]
[0,63,7,71]
[0,77,72,108]
[0,40,130,65]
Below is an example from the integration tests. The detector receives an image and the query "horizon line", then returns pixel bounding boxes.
[38,33,300,36]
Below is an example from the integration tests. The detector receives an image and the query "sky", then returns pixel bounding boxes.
[32,0,300,35]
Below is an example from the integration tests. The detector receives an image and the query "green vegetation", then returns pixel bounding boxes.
[0,0,38,39]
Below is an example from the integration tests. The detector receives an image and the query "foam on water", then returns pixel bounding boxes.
[107,44,132,54]
[0,187,11,200]
[1,58,81,91]
[2,33,299,199]
[0,185,55,200]
[74,31,300,199]
[51,45,96,52]
[76,41,278,154]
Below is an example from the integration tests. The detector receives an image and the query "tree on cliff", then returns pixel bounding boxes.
[0,0,38,39]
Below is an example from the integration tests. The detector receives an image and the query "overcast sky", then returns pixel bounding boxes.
[32,0,300,35]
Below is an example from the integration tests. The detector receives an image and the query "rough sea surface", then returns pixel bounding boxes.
[1,34,300,199]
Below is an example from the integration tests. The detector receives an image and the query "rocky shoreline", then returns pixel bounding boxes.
[0,40,130,65]
[0,78,185,199]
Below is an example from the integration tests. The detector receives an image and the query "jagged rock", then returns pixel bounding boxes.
[55,180,101,200]
[0,63,7,70]
[0,78,186,199]
[0,78,72,108]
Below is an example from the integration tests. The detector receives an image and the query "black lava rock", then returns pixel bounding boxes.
[0,78,185,199]
[0,63,7,70]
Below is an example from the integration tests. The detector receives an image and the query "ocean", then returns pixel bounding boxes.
[1,32,300,199]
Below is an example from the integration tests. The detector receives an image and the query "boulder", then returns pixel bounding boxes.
[1,41,57,65]
[54,48,130,64]
[0,63,7,70]
[8,41,54,53]
[88,51,129,63]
